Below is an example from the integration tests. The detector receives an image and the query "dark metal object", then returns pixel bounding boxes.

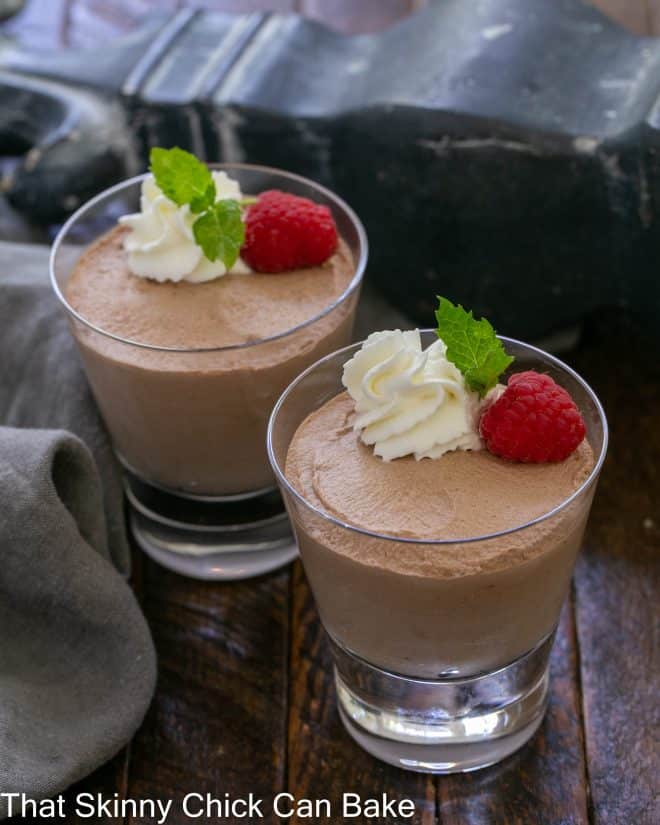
[1,0,659,336]
[0,0,23,23]
[0,71,138,221]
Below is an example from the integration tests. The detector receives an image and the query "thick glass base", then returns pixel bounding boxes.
[123,469,298,580]
[331,632,553,773]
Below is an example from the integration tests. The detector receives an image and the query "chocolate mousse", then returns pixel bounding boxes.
[280,307,597,679]
[66,225,354,350]
[62,153,362,496]
[287,392,594,545]
[285,392,594,678]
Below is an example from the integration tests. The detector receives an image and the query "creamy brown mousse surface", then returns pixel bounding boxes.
[64,225,357,496]
[286,392,594,572]
[285,392,596,677]
[65,225,354,348]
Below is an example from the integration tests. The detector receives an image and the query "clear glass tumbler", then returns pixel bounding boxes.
[268,332,607,772]
[51,165,367,580]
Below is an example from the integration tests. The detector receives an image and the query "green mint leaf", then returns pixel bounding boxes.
[435,296,514,397]
[149,147,248,270]
[193,200,245,269]
[190,181,216,214]
[149,146,214,209]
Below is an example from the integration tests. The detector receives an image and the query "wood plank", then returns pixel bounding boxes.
[287,561,436,825]
[125,559,290,825]
[570,315,660,825]
[586,0,650,34]
[646,0,660,35]
[437,599,589,825]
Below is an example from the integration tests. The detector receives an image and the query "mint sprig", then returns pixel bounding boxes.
[150,147,216,212]
[193,201,245,270]
[149,146,246,269]
[190,182,217,215]
[435,296,514,397]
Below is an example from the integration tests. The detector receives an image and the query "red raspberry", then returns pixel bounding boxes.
[480,370,586,462]
[241,189,338,272]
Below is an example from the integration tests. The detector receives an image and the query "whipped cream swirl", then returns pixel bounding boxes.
[342,329,483,461]
[119,172,250,283]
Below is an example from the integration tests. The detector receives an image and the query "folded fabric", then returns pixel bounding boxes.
[0,427,156,817]
[0,241,128,572]
[0,242,156,816]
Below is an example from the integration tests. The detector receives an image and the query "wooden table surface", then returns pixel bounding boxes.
[2,3,658,824]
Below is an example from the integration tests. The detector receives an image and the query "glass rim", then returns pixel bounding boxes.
[49,163,368,354]
[267,332,609,546]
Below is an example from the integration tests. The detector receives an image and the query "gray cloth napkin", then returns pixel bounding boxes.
[0,241,128,572]
[0,241,156,816]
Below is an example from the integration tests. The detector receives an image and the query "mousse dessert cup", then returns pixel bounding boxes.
[51,154,366,579]
[268,308,607,772]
